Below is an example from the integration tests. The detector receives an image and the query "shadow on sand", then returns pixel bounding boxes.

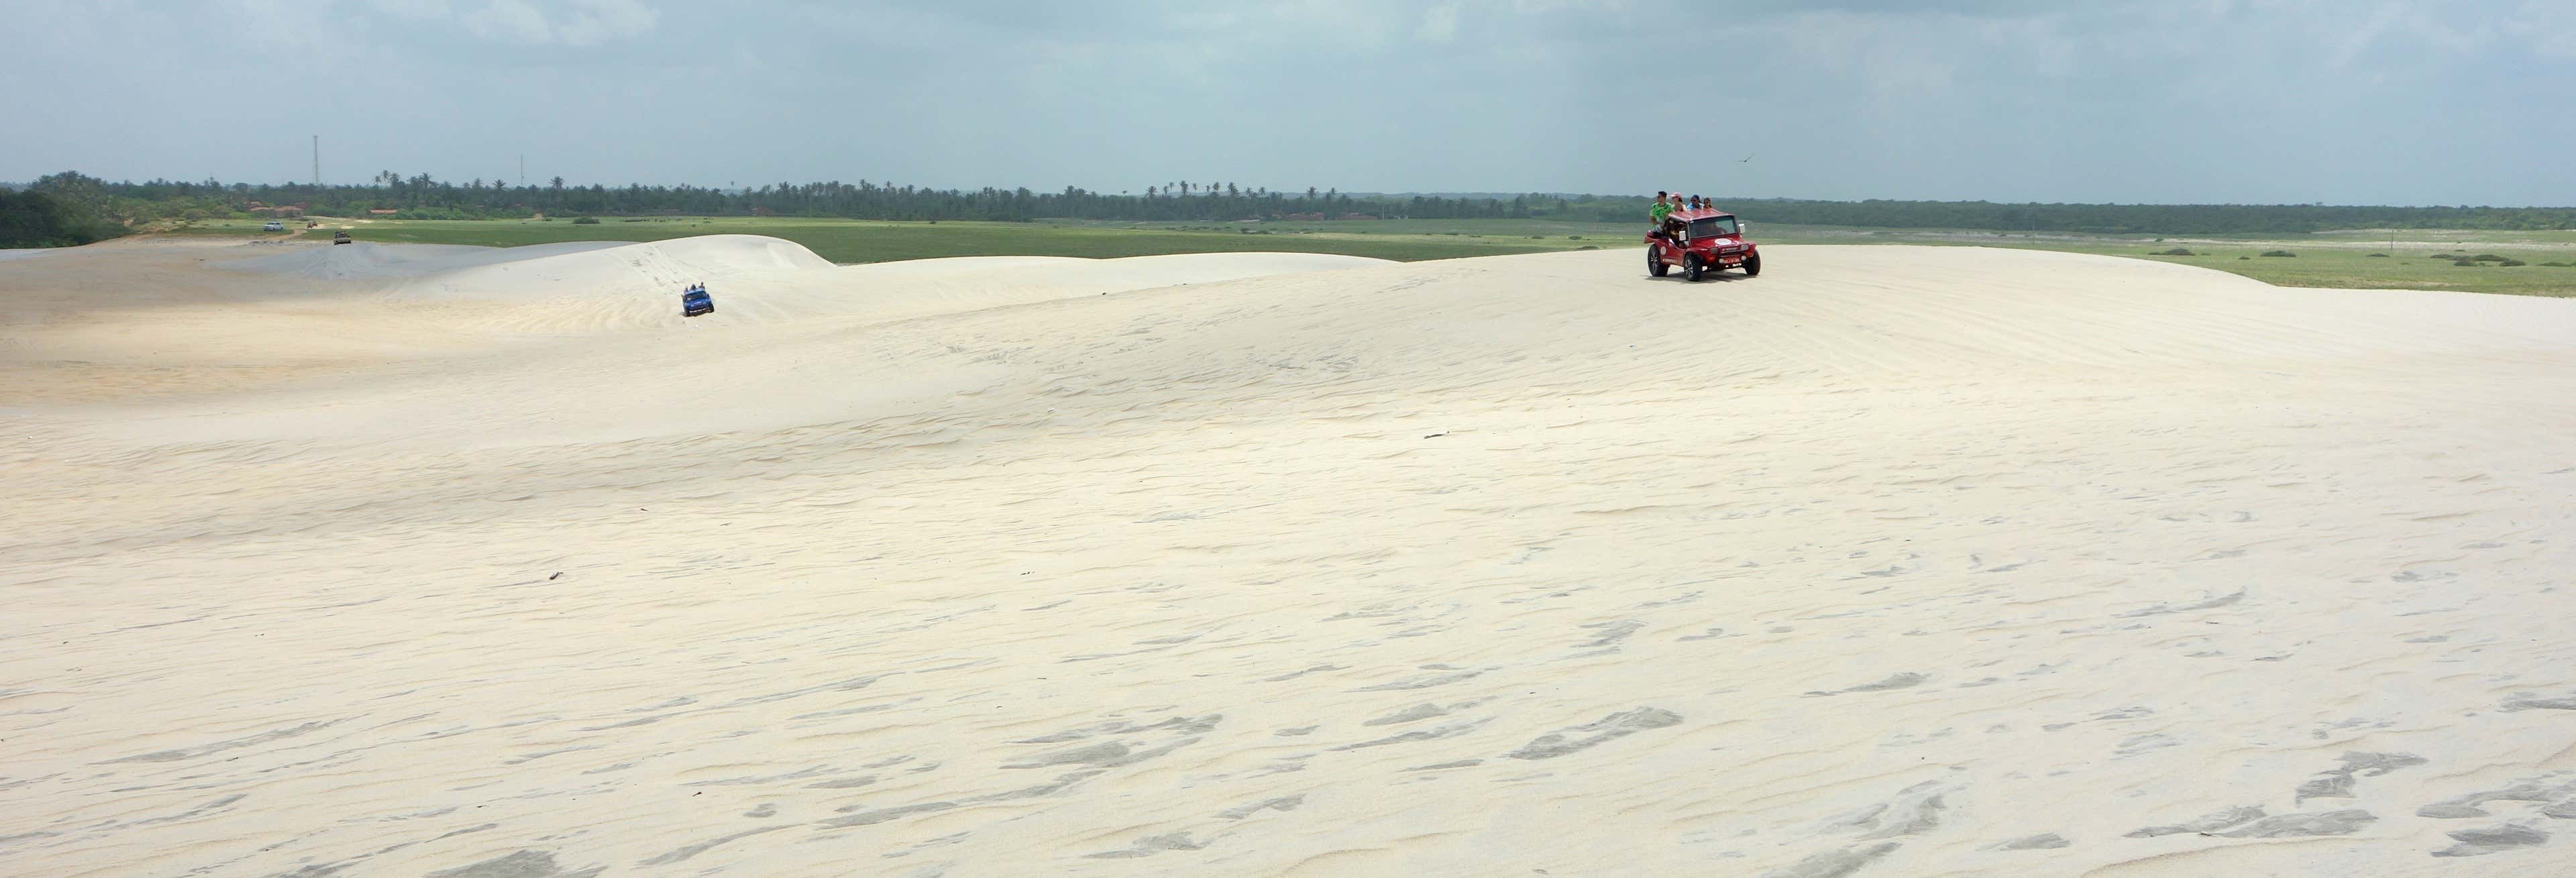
[1644,269,1758,285]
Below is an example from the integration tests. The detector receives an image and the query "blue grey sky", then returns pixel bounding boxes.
[8,0,2571,205]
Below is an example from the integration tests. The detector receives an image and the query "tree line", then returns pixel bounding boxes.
[5,169,2571,248]
[1,173,137,247]
[1627,199,2576,235]
[23,171,1550,225]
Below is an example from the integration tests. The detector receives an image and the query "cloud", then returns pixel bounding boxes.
[364,0,454,21]
[462,0,551,43]
[553,0,659,46]
[447,0,659,46]
[2324,3,2397,68]
[2508,0,2576,58]
[1417,3,1460,42]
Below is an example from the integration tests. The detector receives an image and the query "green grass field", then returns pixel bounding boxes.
[170,216,2576,297]
[1752,224,2576,297]
[2100,245,2576,296]
[2303,227,2576,247]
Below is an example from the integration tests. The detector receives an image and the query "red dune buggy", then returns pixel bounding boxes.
[1646,208,1760,281]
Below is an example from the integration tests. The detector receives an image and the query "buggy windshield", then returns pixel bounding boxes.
[1687,215,1739,238]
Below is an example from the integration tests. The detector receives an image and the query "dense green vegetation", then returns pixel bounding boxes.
[62,172,1550,225]
[1612,200,2576,235]
[13,170,2573,250]
[0,174,133,247]
[0,190,91,248]
[20,168,2575,297]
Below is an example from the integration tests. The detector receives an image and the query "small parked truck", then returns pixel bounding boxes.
[331,231,352,245]
[1646,207,1761,282]
[262,221,286,232]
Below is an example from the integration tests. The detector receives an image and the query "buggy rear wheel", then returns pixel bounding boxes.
[1646,248,1668,277]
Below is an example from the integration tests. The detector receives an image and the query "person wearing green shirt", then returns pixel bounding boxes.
[1650,191,1673,225]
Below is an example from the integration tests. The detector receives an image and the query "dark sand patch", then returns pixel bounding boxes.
[2115,590,2245,618]
[1014,714,1220,744]
[2218,810,2376,838]
[1332,718,1489,751]
[818,769,1105,830]
[425,850,604,878]
[1504,707,1681,760]
[1362,704,1449,726]
[1986,832,2070,850]
[2417,774,2576,818]
[1218,795,1304,820]
[806,775,879,789]
[1823,781,1952,840]
[1577,620,1645,649]
[99,719,345,764]
[637,825,792,866]
[1807,673,1926,697]
[2296,752,2426,804]
[1762,842,1898,878]
[1083,831,1206,859]
[1352,670,1482,692]
[2126,804,2265,837]
[2432,824,2550,857]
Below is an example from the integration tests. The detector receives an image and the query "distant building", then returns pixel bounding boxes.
[367,208,399,216]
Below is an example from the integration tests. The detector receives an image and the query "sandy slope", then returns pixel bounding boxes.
[3,237,2574,877]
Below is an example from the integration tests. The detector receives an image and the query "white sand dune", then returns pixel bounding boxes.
[5,237,2575,877]
[223,235,1391,337]
[222,239,637,281]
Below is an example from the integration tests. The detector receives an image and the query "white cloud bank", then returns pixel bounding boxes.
[362,0,660,46]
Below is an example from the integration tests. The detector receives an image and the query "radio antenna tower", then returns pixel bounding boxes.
[312,135,321,186]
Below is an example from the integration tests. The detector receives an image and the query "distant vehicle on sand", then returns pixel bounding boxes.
[262,221,285,231]
[682,284,713,317]
[331,231,352,245]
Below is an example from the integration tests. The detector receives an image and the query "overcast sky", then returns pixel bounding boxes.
[8,0,2571,205]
